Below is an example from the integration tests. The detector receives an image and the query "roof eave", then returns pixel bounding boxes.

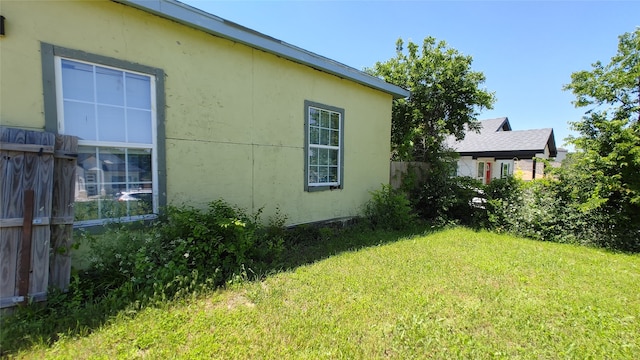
[114,0,410,99]
[459,150,549,159]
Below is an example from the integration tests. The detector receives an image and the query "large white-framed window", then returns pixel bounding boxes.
[304,100,344,191]
[54,57,158,225]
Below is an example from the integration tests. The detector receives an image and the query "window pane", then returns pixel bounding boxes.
[96,66,124,106]
[319,148,329,165]
[477,162,484,178]
[63,101,96,140]
[116,186,152,216]
[126,73,151,109]
[310,127,319,144]
[308,166,319,184]
[331,113,340,129]
[61,59,94,102]
[318,166,329,183]
[329,149,338,165]
[330,130,339,146]
[309,108,319,126]
[329,167,338,182]
[75,146,104,221]
[320,111,330,128]
[97,105,126,142]
[127,109,152,144]
[76,146,98,198]
[320,129,330,145]
[309,148,319,166]
[73,201,99,222]
[128,148,153,183]
[99,147,126,197]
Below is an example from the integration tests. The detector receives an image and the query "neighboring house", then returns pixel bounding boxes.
[0,0,409,226]
[445,117,557,184]
[551,148,569,168]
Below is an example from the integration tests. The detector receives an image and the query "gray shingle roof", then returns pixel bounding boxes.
[445,117,557,158]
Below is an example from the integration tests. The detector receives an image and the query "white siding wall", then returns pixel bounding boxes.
[457,156,476,177]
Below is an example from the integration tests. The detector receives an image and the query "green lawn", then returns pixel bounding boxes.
[11,228,640,359]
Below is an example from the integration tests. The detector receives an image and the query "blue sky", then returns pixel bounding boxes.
[181,0,640,150]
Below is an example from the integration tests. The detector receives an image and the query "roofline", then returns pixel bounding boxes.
[459,150,550,159]
[114,0,410,99]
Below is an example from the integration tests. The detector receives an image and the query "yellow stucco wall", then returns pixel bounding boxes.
[0,0,393,224]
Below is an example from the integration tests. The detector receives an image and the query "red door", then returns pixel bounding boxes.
[485,162,492,184]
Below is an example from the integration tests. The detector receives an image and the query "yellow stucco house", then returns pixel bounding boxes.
[0,0,408,226]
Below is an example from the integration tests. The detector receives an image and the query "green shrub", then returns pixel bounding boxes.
[67,200,286,309]
[412,173,484,226]
[484,177,567,242]
[363,184,416,230]
[483,171,640,252]
[484,176,522,232]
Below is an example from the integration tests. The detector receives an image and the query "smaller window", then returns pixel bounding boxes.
[501,163,511,178]
[304,101,344,191]
[477,162,485,179]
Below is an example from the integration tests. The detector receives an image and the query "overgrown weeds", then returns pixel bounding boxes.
[362,184,416,231]
[0,200,287,355]
[0,198,424,356]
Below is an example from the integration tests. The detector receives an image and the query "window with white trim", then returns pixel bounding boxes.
[55,57,158,224]
[304,101,344,191]
[501,162,511,178]
[477,161,485,179]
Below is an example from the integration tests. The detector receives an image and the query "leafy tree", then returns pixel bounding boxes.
[562,28,640,251]
[367,37,495,162]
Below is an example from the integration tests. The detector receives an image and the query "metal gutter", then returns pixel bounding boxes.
[114,0,410,99]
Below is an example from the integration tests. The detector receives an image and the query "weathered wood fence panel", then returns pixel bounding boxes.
[23,129,55,301]
[49,135,78,291]
[390,161,430,189]
[0,130,24,307]
[0,127,76,308]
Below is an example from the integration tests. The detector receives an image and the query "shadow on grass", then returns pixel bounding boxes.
[0,221,437,356]
[279,222,435,270]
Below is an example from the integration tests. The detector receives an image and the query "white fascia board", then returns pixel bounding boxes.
[115,0,409,99]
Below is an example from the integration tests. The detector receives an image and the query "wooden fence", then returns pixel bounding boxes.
[0,127,77,308]
[390,161,430,189]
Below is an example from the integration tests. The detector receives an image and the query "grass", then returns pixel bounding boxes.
[6,227,640,359]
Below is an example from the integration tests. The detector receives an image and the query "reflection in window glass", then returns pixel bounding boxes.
[61,60,94,102]
[97,105,126,142]
[96,67,124,106]
[57,58,156,224]
[63,101,96,140]
[74,146,153,221]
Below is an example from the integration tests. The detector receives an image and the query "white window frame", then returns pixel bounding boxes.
[304,100,344,192]
[54,56,159,226]
[477,161,485,180]
[501,162,511,178]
